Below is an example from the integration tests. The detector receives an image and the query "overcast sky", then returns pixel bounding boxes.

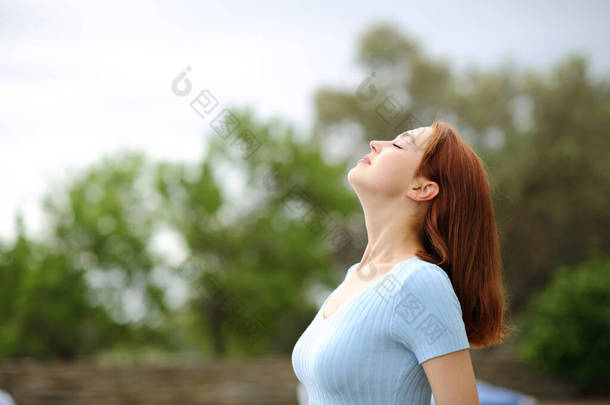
[2,0,610,242]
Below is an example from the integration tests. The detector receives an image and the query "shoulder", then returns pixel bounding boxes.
[390,259,463,321]
[393,259,454,295]
[406,261,454,291]
[389,259,470,364]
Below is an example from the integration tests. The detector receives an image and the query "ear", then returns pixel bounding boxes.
[407,178,439,201]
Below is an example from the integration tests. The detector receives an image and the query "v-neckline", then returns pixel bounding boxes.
[320,256,419,321]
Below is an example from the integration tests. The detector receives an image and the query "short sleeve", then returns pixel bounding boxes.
[390,264,470,365]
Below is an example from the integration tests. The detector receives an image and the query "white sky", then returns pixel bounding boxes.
[2,0,610,242]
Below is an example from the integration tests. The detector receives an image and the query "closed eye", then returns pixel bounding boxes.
[392,143,402,149]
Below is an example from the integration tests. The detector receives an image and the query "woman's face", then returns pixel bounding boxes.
[348,126,434,198]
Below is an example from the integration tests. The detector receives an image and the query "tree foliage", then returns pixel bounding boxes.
[516,250,610,393]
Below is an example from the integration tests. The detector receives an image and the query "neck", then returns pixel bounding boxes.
[358,197,425,267]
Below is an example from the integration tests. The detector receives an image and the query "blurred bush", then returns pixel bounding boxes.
[516,250,610,393]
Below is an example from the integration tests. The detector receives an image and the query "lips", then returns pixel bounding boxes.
[361,155,371,164]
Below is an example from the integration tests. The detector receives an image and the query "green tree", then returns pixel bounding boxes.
[155,108,364,356]
[42,152,168,325]
[0,215,127,359]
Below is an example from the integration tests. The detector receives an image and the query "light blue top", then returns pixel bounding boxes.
[291,256,471,405]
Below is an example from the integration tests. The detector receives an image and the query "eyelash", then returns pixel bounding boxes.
[392,143,402,149]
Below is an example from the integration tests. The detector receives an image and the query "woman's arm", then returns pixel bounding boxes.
[422,348,479,405]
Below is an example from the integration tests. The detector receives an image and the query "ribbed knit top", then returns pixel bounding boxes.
[291,256,471,405]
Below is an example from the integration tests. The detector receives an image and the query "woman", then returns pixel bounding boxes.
[291,121,511,405]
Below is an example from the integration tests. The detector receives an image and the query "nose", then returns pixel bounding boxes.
[369,140,380,153]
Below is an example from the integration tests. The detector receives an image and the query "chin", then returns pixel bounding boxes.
[347,167,359,183]
[347,168,366,190]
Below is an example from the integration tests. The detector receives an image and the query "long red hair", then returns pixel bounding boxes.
[413,120,512,348]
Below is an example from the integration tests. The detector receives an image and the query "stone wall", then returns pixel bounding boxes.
[0,356,299,405]
[0,345,601,405]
